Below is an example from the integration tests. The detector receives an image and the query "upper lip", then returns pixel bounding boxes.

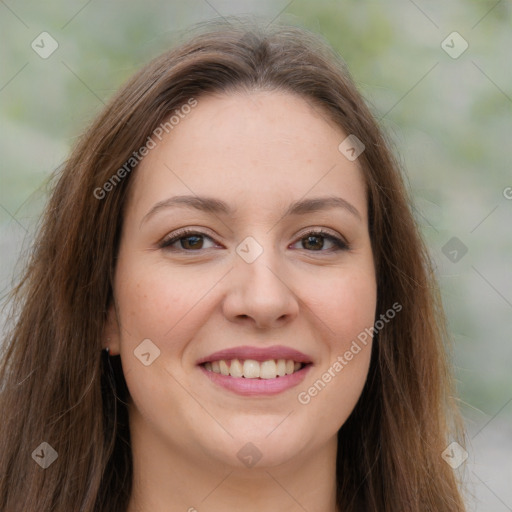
[196,345,313,365]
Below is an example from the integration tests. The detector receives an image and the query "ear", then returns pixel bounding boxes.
[102,302,121,355]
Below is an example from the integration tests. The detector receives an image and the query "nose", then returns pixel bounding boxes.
[221,246,299,330]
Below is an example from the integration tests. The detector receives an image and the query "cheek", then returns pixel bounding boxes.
[295,264,376,417]
[305,266,377,347]
[296,271,376,432]
[114,258,205,342]
[113,260,202,426]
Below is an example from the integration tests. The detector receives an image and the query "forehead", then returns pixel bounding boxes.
[128,90,367,221]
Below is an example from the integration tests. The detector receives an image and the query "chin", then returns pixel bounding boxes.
[199,423,312,470]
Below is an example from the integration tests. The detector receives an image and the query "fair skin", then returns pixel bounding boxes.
[105,90,377,512]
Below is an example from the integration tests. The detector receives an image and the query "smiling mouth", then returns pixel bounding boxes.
[201,358,309,379]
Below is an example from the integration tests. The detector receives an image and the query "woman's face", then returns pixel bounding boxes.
[108,90,377,470]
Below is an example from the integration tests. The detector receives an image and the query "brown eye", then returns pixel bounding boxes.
[302,235,325,251]
[160,230,217,251]
[177,235,204,250]
[292,230,349,252]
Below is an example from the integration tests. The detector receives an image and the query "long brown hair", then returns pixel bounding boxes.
[0,19,466,511]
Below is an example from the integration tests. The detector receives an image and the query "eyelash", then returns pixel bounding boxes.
[159,228,349,253]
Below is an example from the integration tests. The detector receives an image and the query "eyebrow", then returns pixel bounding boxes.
[141,194,362,225]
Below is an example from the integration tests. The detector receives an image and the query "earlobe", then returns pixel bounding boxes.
[102,302,121,355]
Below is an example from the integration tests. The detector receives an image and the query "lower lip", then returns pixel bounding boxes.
[199,364,312,396]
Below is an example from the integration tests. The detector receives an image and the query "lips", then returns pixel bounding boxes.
[197,345,313,396]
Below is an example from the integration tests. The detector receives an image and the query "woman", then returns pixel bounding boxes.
[0,20,466,511]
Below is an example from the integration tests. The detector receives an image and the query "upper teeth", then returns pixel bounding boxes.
[204,359,302,379]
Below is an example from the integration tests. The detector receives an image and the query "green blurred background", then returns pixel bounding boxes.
[1,1,511,509]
